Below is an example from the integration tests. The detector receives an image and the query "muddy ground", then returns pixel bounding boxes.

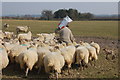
[1,36,120,80]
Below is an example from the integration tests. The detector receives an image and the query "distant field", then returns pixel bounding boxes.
[1,19,118,39]
[1,19,119,79]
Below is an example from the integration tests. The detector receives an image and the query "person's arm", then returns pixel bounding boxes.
[70,31,75,43]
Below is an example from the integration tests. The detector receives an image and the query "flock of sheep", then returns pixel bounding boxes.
[0,24,103,79]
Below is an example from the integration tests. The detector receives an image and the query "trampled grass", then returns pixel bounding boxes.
[1,19,119,79]
[1,20,118,39]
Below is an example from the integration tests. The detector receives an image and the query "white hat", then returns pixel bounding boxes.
[58,16,73,29]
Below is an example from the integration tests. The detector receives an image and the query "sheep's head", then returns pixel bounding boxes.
[54,46,59,50]
[62,42,66,47]
[103,48,107,51]
[90,41,94,43]
[79,41,84,45]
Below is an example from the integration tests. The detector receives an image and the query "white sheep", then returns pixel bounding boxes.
[0,45,9,70]
[3,41,19,54]
[16,26,30,34]
[15,45,38,76]
[3,23,9,29]
[9,44,27,63]
[36,45,51,73]
[0,30,5,39]
[75,45,89,69]
[90,41,100,54]
[18,31,32,41]
[79,41,98,65]
[59,44,76,72]
[0,39,4,45]
[44,47,65,78]
[36,34,44,42]
[4,31,14,39]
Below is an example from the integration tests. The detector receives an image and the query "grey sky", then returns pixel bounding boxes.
[2,2,118,15]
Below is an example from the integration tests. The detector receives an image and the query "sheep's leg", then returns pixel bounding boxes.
[93,60,96,67]
[20,63,25,69]
[55,72,58,79]
[106,54,109,60]
[9,56,14,63]
[25,68,29,77]
[81,60,85,70]
[38,66,41,74]
[112,55,115,60]
[79,61,83,70]
[67,64,71,74]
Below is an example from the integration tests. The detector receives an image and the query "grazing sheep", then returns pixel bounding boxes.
[0,30,5,39]
[0,39,4,45]
[0,45,9,70]
[44,47,65,78]
[16,26,30,34]
[16,45,38,76]
[90,41,100,54]
[36,34,45,42]
[3,23,9,29]
[18,31,32,41]
[9,45,27,63]
[4,32,14,39]
[3,41,19,54]
[75,45,89,69]
[59,45,76,72]
[103,48,115,60]
[36,46,51,73]
[80,41,98,65]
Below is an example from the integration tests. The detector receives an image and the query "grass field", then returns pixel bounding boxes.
[1,19,119,79]
[1,20,118,39]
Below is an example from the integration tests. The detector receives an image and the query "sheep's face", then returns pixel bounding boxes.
[103,48,107,52]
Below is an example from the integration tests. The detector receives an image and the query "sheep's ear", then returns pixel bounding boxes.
[91,41,94,43]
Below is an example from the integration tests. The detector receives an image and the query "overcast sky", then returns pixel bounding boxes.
[2,2,118,16]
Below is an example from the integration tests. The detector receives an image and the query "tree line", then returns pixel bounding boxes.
[40,8,93,20]
[2,8,118,21]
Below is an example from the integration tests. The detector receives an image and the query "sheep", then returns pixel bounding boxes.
[0,30,5,39]
[15,44,38,76]
[16,26,30,34]
[4,31,14,39]
[0,45,9,70]
[75,45,89,70]
[3,40,19,54]
[3,23,9,29]
[103,48,115,60]
[36,45,51,73]
[41,33,55,43]
[36,34,45,42]
[44,47,65,79]
[59,45,76,73]
[9,44,27,63]
[90,41,100,54]
[0,39,4,45]
[18,31,32,41]
[79,41,98,66]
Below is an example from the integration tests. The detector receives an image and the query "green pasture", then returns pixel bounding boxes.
[1,20,118,39]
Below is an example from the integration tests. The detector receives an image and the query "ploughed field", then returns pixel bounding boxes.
[1,20,119,79]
